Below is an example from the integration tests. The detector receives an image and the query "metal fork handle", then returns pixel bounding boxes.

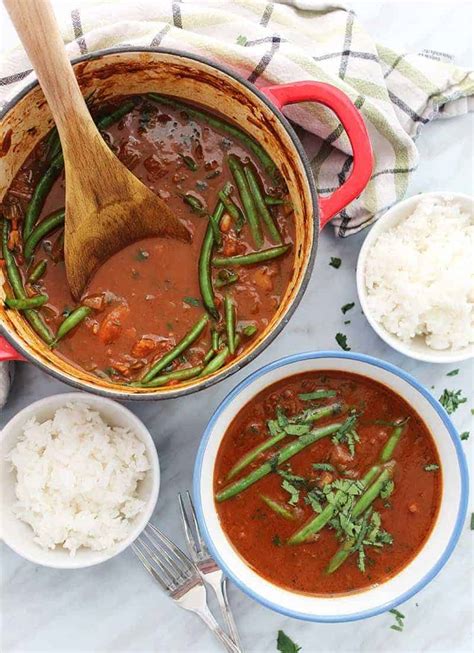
[205,574,242,649]
[192,604,241,653]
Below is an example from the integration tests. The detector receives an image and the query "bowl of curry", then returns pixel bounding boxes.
[0,48,372,398]
[193,351,468,622]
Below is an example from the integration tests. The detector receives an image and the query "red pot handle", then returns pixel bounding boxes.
[260,81,373,229]
[0,335,25,361]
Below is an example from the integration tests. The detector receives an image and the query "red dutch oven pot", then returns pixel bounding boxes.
[0,49,372,398]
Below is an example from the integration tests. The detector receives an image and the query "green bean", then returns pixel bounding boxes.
[24,209,65,260]
[224,294,236,355]
[213,244,291,268]
[25,100,136,239]
[215,269,239,288]
[178,153,198,171]
[95,100,136,132]
[242,324,258,337]
[46,127,61,160]
[27,259,47,284]
[53,306,92,344]
[140,365,204,388]
[244,166,282,244]
[211,329,219,353]
[2,220,53,344]
[208,211,222,247]
[218,190,245,231]
[147,93,278,180]
[216,421,345,502]
[288,465,381,545]
[198,200,225,319]
[199,334,241,378]
[5,294,48,309]
[228,155,263,249]
[352,465,394,519]
[23,153,64,240]
[325,465,395,574]
[226,402,343,480]
[141,314,209,384]
[203,348,215,364]
[264,195,285,206]
[380,419,408,463]
[181,193,206,214]
[261,495,295,520]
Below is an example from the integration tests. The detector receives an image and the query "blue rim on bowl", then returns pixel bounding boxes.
[193,351,468,622]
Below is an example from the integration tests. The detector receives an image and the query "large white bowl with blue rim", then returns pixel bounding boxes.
[193,351,468,622]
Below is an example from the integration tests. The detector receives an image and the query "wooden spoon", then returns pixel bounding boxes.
[5,0,190,300]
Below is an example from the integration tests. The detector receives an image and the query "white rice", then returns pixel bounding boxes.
[7,402,150,554]
[365,196,474,350]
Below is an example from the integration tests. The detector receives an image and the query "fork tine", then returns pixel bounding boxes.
[179,491,200,556]
[132,539,170,591]
[186,490,207,553]
[142,527,183,580]
[138,534,177,587]
[147,522,195,572]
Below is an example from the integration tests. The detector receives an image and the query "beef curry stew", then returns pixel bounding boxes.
[1,95,295,386]
[214,371,442,596]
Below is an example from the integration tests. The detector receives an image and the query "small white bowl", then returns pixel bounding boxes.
[0,392,160,569]
[357,192,473,363]
[194,352,468,622]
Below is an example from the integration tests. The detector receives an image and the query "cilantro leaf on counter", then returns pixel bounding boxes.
[341,302,355,314]
[389,608,405,632]
[277,630,301,653]
[329,257,341,269]
[335,332,351,351]
[446,369,459,376]
[460,431,470,441]
[439,389,467,414]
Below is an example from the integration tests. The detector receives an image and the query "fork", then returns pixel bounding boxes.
[132,523,241,653]
[178,491,242,649]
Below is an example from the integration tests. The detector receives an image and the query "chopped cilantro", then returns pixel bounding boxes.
[329,257,341,269]
[183,296,200,307]
[272,534,282,547]
[298,389,336,401]
[389,608,405,632]
[447,369,459,376]
[460,431,470,441]
[341,302,355,314]
[380,479,394,499]
[277,630,301,653]
[281,479,299,505]
[344,320,351,325]
[471,513,474,530]
[313,463,336,472]
[276,406,289,428]
[439,389,467,414]
[335,332,350,351]
[236,35,248,46]
[424,464,439,472]
[332,414,360,457]
[284,424,311,436]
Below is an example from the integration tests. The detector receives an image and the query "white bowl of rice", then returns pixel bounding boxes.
[1,393,160,568]
[357,192,474,363]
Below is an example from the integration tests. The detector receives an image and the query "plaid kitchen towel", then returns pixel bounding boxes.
[0,0,473,236]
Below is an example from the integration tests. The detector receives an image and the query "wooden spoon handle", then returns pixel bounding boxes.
[4,0,93,153]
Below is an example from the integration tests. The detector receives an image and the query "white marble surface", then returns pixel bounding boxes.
[1,2,473,652]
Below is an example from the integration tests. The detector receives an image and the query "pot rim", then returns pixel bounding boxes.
[0,46,319,400]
